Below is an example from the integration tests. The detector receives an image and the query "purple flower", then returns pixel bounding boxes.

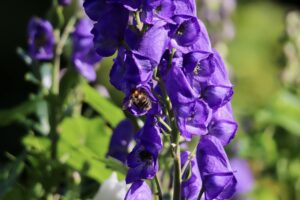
[125,181,152,200]
[176,100,211,139]
[201,84,233,110]
[127,21,170,64]
[163,60,211,139]
[230,158,254,196]
[141,0,175,24]
[91,5,129,57]
[107,119,135,163]
[126,143,159,183]
[170,17,211,54]
[123,84,159,116]
[208,103,237,146]
[58,0,71,6]
[196,135,237,200]
[126,116,162,183]
[110,49,154,92]
[72,18,102,81]
[27,17,54,60]
[181,151,202,200]
[171,16,201,48]
[173,0,196,16]
[183,52,216,96]
[83,0,113,21]
[134,116,162,152]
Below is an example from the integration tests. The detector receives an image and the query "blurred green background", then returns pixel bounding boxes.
[1,0,300,199]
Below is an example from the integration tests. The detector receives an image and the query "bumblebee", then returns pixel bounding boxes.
[124,88,152,111]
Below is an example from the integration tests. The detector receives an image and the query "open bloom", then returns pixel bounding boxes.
[126,116,162,183]
[27,17,54,60]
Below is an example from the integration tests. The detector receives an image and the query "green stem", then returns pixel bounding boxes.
[181,144,197,177]
[158,48,181,200]
[51,16,77,95]
[157,116,172,133]
[49,16,77,160]
[154,174,163,200]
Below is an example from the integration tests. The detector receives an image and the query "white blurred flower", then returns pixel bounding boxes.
[93,172,129,200]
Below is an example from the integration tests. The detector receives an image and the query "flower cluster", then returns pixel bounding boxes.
[84,0,238,198]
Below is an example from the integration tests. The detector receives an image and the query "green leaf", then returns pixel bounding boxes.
[98,156,128,176]
[256,91,300,136]
[22,133,51,153]
[0,154,25,198]
[0,98,41,126]
[81,82,124,127]
[58,116,122,182]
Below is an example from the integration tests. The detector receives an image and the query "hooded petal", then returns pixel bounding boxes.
[209,103,238,146]
[130,21,170,64]
[176,100,211,139]
[163,61,197,105]
[196,135,237,200]
[202,85,233,110]
[126,143,159,183]
[83,0,113,21]
[91,6,129,57]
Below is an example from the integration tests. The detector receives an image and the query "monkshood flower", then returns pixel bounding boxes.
[181,151,202,200]
[72,18,102,81]
[183,49,233,110]
[125,181,152,200]
[93,172,129,200]
[170,16,212,54]
[110,49,160,116]
[162,58,211,139]
[196,135,237,200]
[27,17,54,60]
[84,0,238,197]
[58,0,71,6]
[107,119,135,163]
[126,116,162,183]
[85,3,129,57]
[208,103,237,146]
[230,158,254,199]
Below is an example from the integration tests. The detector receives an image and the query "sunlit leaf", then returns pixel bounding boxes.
[58,116,121,182]
[256,91,300,136]
[81,82,124,127]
